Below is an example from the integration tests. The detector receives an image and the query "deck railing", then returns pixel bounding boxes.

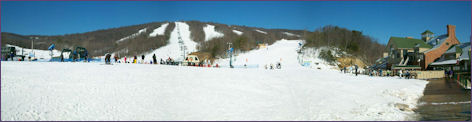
[453,72,471,89]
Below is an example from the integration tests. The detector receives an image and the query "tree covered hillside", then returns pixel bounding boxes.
[303,25,386,64]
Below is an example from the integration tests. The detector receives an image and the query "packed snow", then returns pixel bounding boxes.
[203,24,224,41]
[215,39,301,69]
[255,29,267,34]
[142,22,197,61]
[2,39,428,121]
[149,23,169,37]
[116,28,147,43]
[232,30,243,35]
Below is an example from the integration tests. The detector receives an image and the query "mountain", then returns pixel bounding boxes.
[1,21,304,59]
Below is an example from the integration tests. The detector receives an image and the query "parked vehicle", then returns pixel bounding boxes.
[182,54,200,66]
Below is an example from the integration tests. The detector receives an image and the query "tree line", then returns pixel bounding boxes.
[303,25,386,64]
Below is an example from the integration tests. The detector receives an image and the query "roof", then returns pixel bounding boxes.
[445,42,470,54]
[430,59,457,66]
[426,34,448,48]
[421,30,434,35]
[442,42,470,61]
[458,45,470,61]
[389,37,433,49]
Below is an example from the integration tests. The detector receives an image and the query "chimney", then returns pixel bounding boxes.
[447,25,456,37]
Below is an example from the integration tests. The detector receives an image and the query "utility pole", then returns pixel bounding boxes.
[30,37,38,57]
[328,39,330,48]
[345,39,349,51]
[303,28,307,41]
[228,42,233,68]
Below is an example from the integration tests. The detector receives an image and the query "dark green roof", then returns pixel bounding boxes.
[389,37,433,49]
[421,30,434,35]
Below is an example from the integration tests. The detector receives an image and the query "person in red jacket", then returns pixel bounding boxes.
[124,56,127,63]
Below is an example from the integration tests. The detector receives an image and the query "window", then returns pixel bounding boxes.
[195,57,198,61]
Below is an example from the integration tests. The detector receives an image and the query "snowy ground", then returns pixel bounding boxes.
[2,39,428,120]
[2,61,427,121]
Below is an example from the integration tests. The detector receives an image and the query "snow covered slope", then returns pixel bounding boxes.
[215,39,304,69]
[203,24,224,41]
[143,22,197,61]
[232,30,243,35]
[255,29,267,34]
[116,28,147,43]
[2,61,428,121]
[149,23,169,37]
[283,32,300,37]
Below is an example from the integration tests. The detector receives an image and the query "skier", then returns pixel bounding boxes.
[133,56,137,64]
[405,70,411,79]
[399,70,403,78]
[276,62,281,69]
[114,55,119,63]
[73,50,77,62]
[141,55,145,64]
[84,50,88,62]
[354,65,358,76]
[343,67,347,73]
[245,58,248,68]
[104,53,112,64]
[10,52,14,61]
[152,54,157,65]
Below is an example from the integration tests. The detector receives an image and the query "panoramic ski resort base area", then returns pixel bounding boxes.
[2,61,427,121]
[1,40,428,121]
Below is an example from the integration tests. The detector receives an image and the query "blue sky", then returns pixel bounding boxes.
[1,1,470,44]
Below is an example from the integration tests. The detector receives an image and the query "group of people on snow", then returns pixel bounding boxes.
[113,54,174,65]
[106,53,219,68]
[340,65,359,76]
[360,68,416,79]
[264,62,282,70]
